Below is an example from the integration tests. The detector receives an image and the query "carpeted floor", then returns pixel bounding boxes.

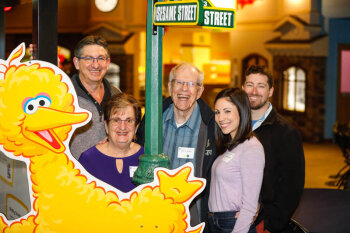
[303,142,346,189]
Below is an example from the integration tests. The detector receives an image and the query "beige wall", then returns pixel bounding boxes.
[229,29,277,83]
[163,28,230,64]
[4,0,147,98]
[237,0,311,23]
[322,0,350,18]
[227,0,314,84]
[161,0,314,86]
[237,0,281,23]
[4,0,317,94]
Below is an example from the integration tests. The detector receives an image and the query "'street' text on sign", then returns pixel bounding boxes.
[203,7,235,29]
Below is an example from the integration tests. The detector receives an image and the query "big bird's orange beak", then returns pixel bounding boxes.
[23,107,89,153]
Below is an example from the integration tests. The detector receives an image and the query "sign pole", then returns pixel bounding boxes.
[132,0,169,185]
[133,0,235,185]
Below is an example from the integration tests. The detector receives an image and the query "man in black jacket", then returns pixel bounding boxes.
[136,63,217,231]
[242,65,305,233]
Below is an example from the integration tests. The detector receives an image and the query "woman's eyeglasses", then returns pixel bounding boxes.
[109,118,136,127]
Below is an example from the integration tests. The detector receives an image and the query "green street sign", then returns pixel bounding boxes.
[153,0,235,29]
[153,1,203,26]
[202,6,235,29]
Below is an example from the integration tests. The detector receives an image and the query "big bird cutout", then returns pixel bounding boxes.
[0,43,206,233]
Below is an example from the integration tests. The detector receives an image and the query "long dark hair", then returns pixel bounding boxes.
[214,88,254,155]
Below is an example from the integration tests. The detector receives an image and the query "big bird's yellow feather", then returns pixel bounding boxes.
[0,43,206,233]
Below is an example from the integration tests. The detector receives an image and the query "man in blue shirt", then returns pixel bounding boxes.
[137,62,217,230]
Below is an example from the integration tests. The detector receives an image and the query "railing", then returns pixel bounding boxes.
[331,122,350,189]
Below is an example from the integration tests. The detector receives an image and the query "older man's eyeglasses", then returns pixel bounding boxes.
[77,56,108,65]
[109,118,136,127]
[171,79,201,88]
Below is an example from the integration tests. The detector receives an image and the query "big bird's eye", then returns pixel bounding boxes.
[23,99,39,114]
[22,95,51,114]
[36,95,51,107]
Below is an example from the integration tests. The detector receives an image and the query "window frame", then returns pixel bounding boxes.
[281,66,307,114]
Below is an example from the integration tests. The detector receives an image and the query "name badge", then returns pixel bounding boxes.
[177,147,195,159]
[129,166,138,177]
[222,152,235,163]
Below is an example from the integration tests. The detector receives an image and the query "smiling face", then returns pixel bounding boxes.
[105,105,137,146]
[73,44,110,85]
[242,73,273,111]
[215,97,240,139]
[168,64,204,116]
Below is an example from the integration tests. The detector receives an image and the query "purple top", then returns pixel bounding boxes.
[79,145,144,193]
[209,136,265,233]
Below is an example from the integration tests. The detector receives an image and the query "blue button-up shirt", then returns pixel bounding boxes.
[163,103,202,169]
[252,102,272,130]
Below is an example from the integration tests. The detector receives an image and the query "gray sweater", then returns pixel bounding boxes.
[69,74,121,160]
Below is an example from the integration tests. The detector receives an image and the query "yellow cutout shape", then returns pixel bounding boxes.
[0,43,206,233]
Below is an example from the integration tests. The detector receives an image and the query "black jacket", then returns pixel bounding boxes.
[254,108,305,232]
[136,97,217,229]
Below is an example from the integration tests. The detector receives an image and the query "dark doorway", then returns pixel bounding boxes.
[110,54,134,95]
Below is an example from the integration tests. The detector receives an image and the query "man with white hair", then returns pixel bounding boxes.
[137,62,217,231]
